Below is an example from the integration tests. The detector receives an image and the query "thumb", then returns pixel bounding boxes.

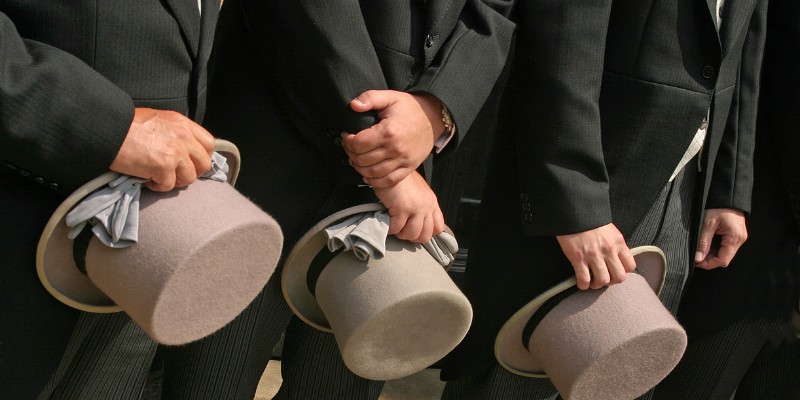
[350,90,393,112]
[694,224,715,263]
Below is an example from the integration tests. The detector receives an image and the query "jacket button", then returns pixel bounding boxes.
[522,203,531,212]
[334,137,343,146]
[19,169,31,177]
[34,176,45,184]
[425,34,435,48]
[702,65,715,79]
[520,193,529,202]
[523,212,533,222]
[49,182,59,190]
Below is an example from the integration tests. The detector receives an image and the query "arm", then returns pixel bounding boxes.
[341,0,517,187]
[0,12,133,192]
[0,13,215,193]
[513,1,635,289]
[699,0,768,269]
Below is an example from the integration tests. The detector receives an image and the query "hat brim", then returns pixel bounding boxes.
[35,139,241,313]
[281,203,387,332]
[494,245,667,377]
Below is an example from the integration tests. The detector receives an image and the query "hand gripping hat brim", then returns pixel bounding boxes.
[36,139,283,345]
[282,203,473,381]
[495,245,687,400]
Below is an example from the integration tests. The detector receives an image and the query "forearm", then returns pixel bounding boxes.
[0,12,133,193]
[237,0,386,134]
[705,0,767,213]
[409,0,516,145]
[515,0,614,235]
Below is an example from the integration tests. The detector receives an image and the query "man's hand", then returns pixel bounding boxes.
[372,171,445,243]
[110,108,216,192]
[341,90,447,188]
[556,223,636,290]
[694,208,748,270]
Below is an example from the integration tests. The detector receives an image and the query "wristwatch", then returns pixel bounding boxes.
[440,101,454,136]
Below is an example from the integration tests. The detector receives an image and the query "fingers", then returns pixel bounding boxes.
[573,255,628,290]
[188,123,215,175]
[374,172,442,244]
[694,221,716,264]
[111,108,216,191]
[363,168,412,189]
[557,223,631,290]
[694,208,748,270]
[573,264,592,290]
[619,246,637,272]
[350,90,396,113]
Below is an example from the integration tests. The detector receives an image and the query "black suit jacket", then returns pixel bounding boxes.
[203,0,515,245]
[1,0,217,193]
[0,2,217,397]
[510,0,766,238]
[442,0,768,379]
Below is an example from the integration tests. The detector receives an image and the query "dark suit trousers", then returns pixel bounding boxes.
[1,178,78,399]
[441,163,698,400]
[652,122,800,400]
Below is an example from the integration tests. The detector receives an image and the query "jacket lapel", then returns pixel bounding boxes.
[164,0,201,57]
[718,0,757,57]
[197,0,218,62]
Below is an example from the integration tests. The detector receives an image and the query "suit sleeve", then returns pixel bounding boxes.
[237,0,514,149]
[0,12,134,193]
[237,0,387,136]
[513,0,614,236]
[408,0,516,154]
[705,0,768,213]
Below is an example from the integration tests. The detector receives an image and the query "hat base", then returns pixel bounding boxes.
[552,326,686,400]
[333,289,472,381]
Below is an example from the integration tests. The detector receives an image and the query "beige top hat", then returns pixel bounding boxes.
[282,203,473,381]
[36,139,283,345]
[495,246,687,400]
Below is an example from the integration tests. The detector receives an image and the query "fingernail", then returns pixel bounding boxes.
[694,251,703,261]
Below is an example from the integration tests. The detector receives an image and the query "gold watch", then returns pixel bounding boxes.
[440,101,454,136]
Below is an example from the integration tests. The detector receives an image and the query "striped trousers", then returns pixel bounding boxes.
[442,162,698,400]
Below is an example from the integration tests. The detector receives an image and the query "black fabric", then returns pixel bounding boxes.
[441,161,697,398]
[0,1,218,398]
[156,0,516,398]
[307,247,345,297]
[72,225,94,275]
[440,0,767,384]
[522,286,580,351]
[651,2,800,394]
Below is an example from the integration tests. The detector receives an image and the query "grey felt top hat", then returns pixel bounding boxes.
[495,246,687,400]
[36,140,283,345]
[281,203,473,381]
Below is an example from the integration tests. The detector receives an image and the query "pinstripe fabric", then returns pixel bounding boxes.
[162,273,292,400]
[442,163,697,400]
[36,312,158,400]
[652,318,797,400]
[274,186,385,400]
[275,318,385,399]
[159,186,378,400]
[735,335,800,399]
[651,109,800,400]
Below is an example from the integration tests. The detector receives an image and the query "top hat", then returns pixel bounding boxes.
[36,140,283,345]
[495,246,686,400]
[281,203,472,381]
